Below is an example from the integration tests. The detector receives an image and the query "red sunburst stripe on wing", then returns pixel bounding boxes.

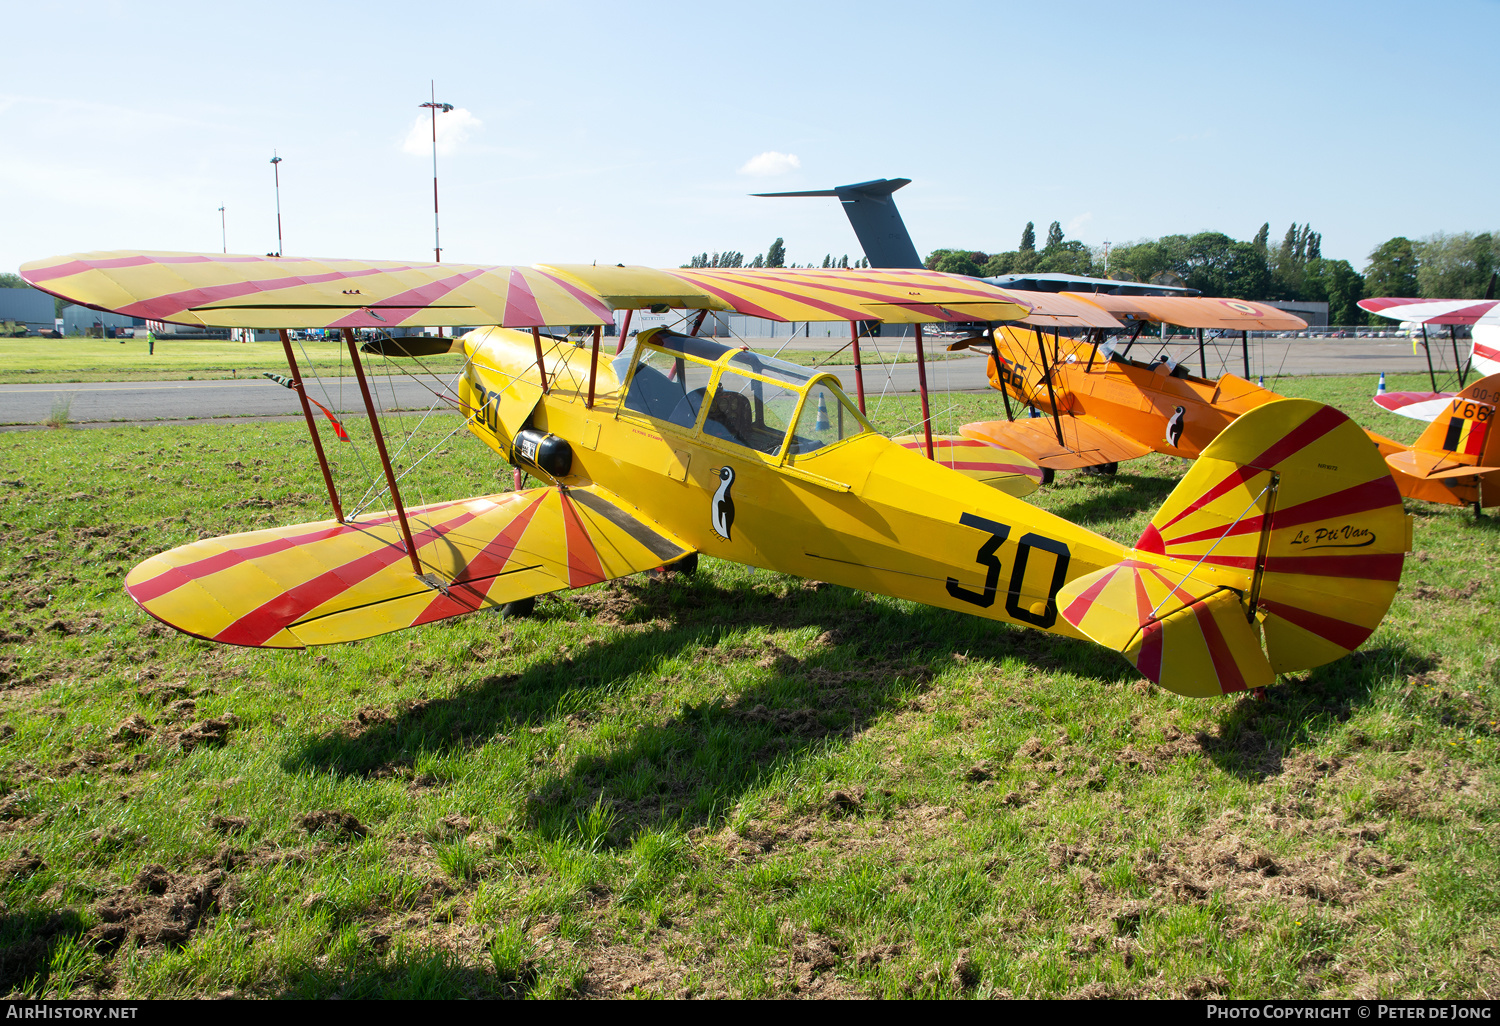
[1158,477,1401,548]
[25,253,283,283]
[1193,601,1247,694]
[114,266,420,321]
[1061,566,1121,624]
[671,276,782,321]
[329,267,490,328]
[737,268,1020,304]
[1197,552,1403,581]
[558,492,606,587]
[126,501,476,603]
[530,269,616,323]
[704,269,1022,312]
[1257,599,1373,652]
[502,269,545,327]
[411,493,548,625]
[212,508,489,647]
[677,273,867,321]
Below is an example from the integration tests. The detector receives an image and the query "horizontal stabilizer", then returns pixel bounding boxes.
[125,485,692,648]
[1059,559,1272,698]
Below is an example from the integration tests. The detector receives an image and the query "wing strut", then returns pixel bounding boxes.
[616,309,632,355]
[1197,327,1207,378]
[1453,324,1469,389]
[847,319,867,414]
[342,328,423,577]
[531,327,549,392]
[1421,324,1438,393]
[914,322,934,459]
[1033,327,1066,446]
[586,325,602,408]
[986,328,1015,422]
[279,329,345,523]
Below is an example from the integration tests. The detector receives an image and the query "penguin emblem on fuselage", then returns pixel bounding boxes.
[1165,406,1186,449]
[711,466,735,541]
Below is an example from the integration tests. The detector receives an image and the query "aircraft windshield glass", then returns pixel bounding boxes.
[709,370,803,455]
[622,348,716,430]
[651,333,734,364]
[726,350,816,386]
[789,383,867,455]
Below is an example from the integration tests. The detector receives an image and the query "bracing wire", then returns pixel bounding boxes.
[1147,477,1275,621]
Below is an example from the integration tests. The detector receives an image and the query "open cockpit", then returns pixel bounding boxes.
[615,328,870,460]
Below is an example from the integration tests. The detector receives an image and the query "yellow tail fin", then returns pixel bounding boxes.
[1060,400,1409,697]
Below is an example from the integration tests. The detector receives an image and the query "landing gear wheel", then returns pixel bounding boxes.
[664,552,698,576]
[500,596,536,618]
[1040,468,1056,486]
[649,552,698,579]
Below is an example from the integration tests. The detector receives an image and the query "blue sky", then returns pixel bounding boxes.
[3,0,1497,278]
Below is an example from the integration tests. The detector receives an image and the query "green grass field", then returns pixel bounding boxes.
[0,373,1495,999]
[0,337,471,385]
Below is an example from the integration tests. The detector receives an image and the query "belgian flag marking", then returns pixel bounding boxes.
[1441,402,1492,457]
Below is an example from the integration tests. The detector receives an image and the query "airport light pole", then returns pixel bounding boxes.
[219,205,227,254]
[269,151,284,257]
[419,83,454,263]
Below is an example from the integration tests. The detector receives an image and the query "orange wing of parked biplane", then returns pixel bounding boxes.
[959,413,1153,470]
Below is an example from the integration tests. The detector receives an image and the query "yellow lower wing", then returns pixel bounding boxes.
[124,486,691,648]
[888,434,1043,496]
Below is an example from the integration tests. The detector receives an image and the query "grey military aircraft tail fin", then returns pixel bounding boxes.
[754,178,923,269]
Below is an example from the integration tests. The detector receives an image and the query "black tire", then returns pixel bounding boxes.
[665,552,698,576]
[1041,467,1055,486]
[500,596,536,618]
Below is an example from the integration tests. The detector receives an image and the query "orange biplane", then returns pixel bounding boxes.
[954,297,1500,513]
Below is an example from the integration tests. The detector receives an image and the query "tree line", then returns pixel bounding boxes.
[924,222,1497,325]
[681,238,871,270]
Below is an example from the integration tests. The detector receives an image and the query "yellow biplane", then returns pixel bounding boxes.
[22,252,1412,698]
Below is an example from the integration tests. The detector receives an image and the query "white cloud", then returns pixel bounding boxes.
[737,151,801,177]
[1067,212,1094,234]
[402,107,482,157]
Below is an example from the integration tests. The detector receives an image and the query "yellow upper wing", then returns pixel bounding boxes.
[22,252,1031,329]
[20,252,621,330]
[124,485,691,648]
